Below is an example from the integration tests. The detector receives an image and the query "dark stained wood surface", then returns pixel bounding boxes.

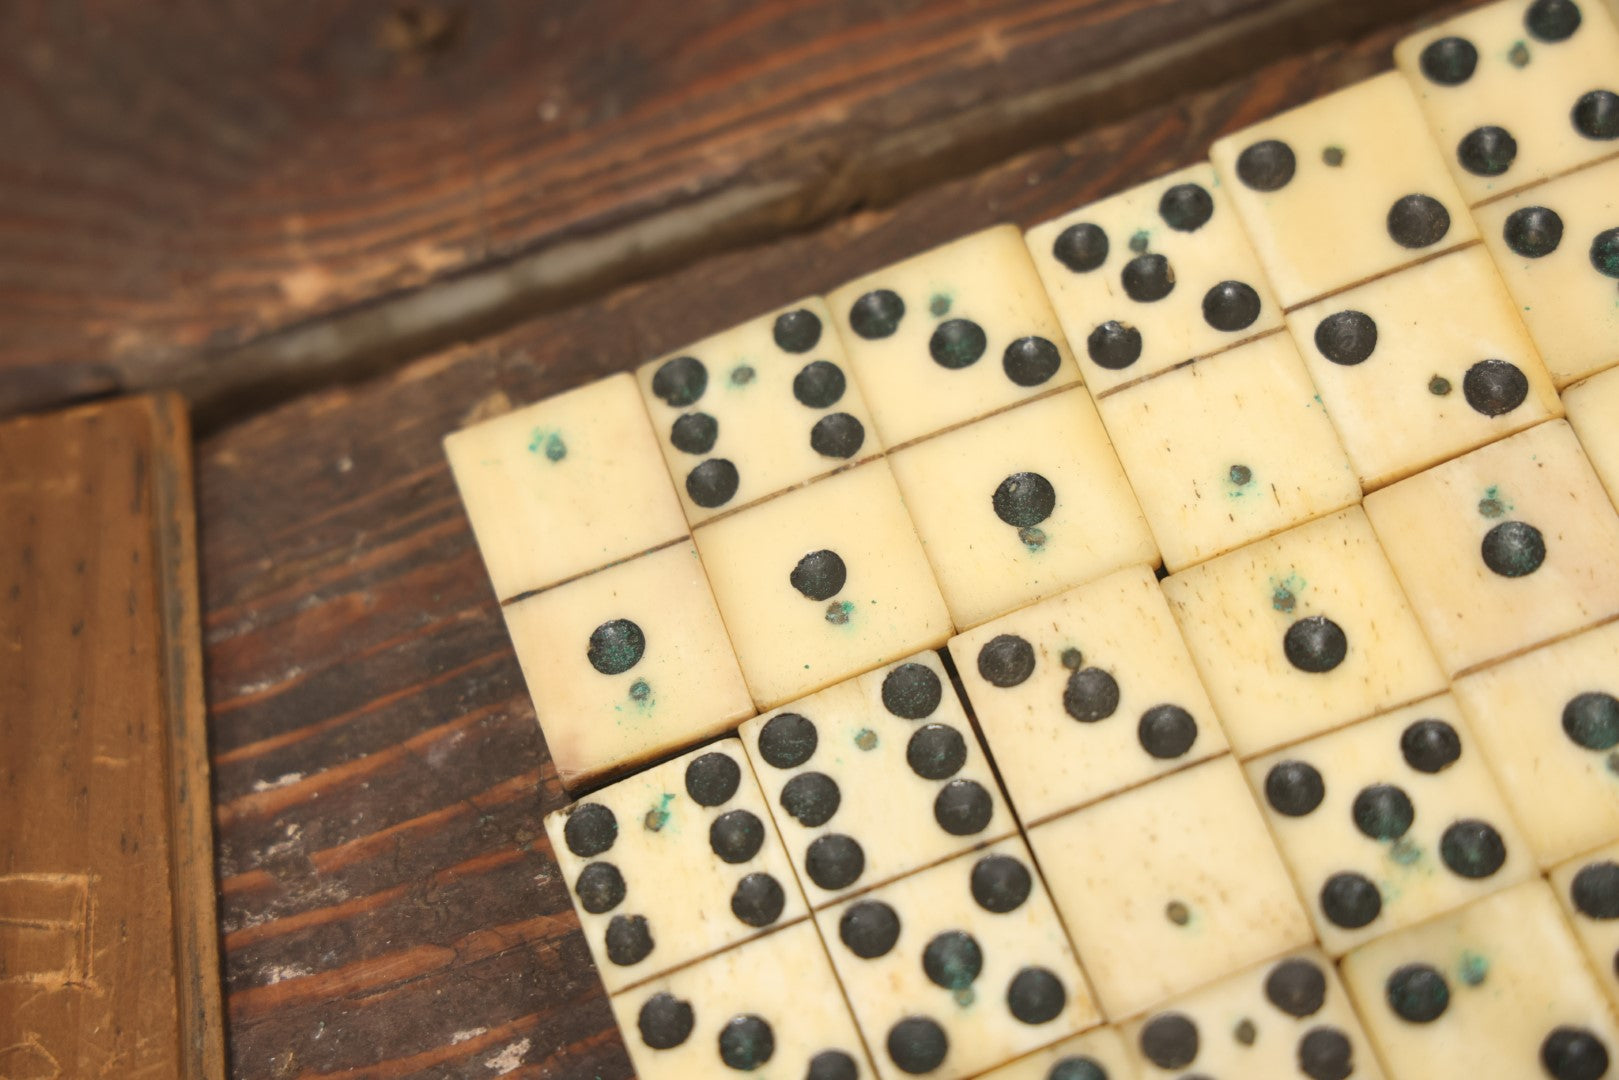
[197,16,1427,1077]
[0,0,1455,422]
[0,394,224,1080]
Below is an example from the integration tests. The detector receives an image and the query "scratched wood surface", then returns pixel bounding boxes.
[196,13,1439,1076]
[0,395,223,1080]
[0,0,1454,422]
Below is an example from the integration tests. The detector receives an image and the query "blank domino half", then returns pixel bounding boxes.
[447,1,1619,1076]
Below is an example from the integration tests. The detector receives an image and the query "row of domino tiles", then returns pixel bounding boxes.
[544,615,1619,1080]
[441,2,1619,1074]
[447,0,1619,793]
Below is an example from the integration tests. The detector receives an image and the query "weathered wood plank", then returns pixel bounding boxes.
[0,0,1454,420]
[197,16,1423,1076]
[0,394,223,1080]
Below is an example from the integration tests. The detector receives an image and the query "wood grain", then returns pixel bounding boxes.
[0,0,1455,421]
[0,394,223,1080]
[198,17,1425,1077]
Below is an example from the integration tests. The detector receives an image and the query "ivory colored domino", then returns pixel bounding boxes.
[741,651,1013,909]
[1246,695,1533,956]
[1396,0,1619,205]
[977,1026,1139,1080]
[818,836,1100,1080]
[1125,949,1386,1080]
[1025,162,1283,396]
[637,296,882,526]
[1564,367,1619,510]
[949,564,1228,826]
[1028,757,1313,1021]
[1474,155,1619,387]
[1340,880,1619,1080]
[452,12,1619,1071]
[1095,331,1360,573]
[1286,245,1561,490]
[1210,72,1479,309]
[1364,419,1619,676]
[887,387,1158,629]
[444,373,687,601]
[1549,839,1619,1015]
[1452,618,1619,868]
[608,919,872,1080]
[692,458,952,710]
[543,740,806,994]
[827,225,1083,449]
[1162,507,1446,759]
[504,542,754,787]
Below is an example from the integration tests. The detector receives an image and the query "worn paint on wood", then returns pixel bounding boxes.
[0,395,224,1080]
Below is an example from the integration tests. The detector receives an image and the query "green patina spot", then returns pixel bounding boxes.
[825,600,855,626]
[854,728,878,751]
[1018,526,1047,552]
[1129,229,1151,254]
[1061,647,1084,671]
[1508,40,1531,67]
[1390,837,1423,866]
[1322,146,1346,167]
[729,364,756,388]
[643,792,675,832]
[1458,951,1490,987]
[934,956,978,994]
[1166,900,1192,926]
[594,639,642,678]
[1226,463,1254,498]
[629,679,654,713]
[952,988,976,1008]
[1478,485,1513,519]
[528,428,567,462]
[930,292,954,317]
[1430,375,1453,396]
[1270,572,1307,613]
